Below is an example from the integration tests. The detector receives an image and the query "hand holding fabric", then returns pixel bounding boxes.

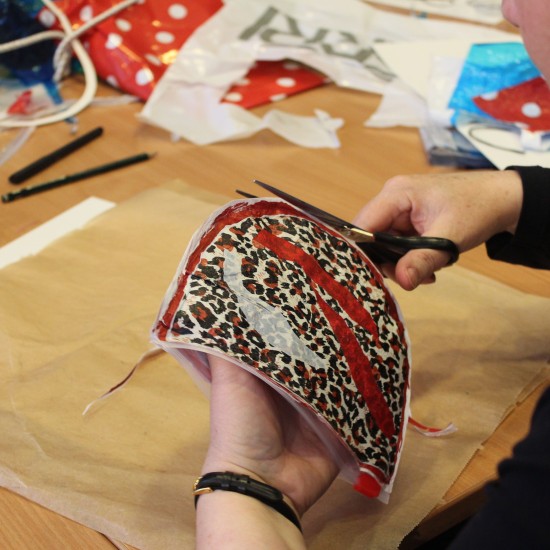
[197,356,339,548]
[202,355,340,515]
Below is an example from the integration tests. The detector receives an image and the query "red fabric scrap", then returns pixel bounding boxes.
[474,76,550,132]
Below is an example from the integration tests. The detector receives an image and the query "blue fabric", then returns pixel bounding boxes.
[0,0,55,84]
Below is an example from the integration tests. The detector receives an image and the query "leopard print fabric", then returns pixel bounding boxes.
[153,199,411,497]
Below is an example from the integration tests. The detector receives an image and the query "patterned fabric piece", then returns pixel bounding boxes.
[152,199,411,499]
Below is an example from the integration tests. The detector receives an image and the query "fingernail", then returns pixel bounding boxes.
[406,267,419,289]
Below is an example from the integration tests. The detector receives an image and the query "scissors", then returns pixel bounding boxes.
[236,179,459,266]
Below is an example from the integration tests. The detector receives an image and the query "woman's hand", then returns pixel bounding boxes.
[353,170,523,290]
[202,355,339,516]
[196,356,339,549]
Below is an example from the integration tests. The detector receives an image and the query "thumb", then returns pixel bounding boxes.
[394,249,451,290]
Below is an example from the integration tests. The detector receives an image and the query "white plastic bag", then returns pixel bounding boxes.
[140,0,513,146]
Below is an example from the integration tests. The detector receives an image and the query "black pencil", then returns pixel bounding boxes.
[2,152,156,203]
[9,126,104,184]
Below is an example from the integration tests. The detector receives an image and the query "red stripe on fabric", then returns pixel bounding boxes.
[254,230,380,344]
[315,289,396,439]
[254,229,394,437]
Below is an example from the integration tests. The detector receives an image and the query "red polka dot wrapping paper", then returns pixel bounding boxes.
[223,60,328,110]
[38,0,328,106]
[473,77,550,132]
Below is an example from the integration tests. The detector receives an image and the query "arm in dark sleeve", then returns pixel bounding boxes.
[448,386,550,550]
[485,166,550,269]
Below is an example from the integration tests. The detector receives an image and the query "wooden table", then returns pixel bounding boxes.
[1,76,549,549]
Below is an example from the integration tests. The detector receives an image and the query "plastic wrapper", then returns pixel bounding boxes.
[151,197,412,502]
[419,122,493,169]
[363,0,503,25]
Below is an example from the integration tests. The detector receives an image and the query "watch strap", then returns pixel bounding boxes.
[193,471,301,532]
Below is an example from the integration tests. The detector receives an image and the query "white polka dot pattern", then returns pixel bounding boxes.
[36,1,328,105]
[474,76,550,131]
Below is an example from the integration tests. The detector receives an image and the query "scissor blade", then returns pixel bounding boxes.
[236,189,257,199]
[253,179,353,231]
[239,184,398,265]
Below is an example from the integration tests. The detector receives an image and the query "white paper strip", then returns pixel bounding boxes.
[0,197,115,269]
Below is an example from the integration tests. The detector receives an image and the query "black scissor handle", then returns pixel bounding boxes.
[373,233,460,265]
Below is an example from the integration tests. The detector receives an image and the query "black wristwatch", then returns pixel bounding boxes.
[193,471,302,532]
